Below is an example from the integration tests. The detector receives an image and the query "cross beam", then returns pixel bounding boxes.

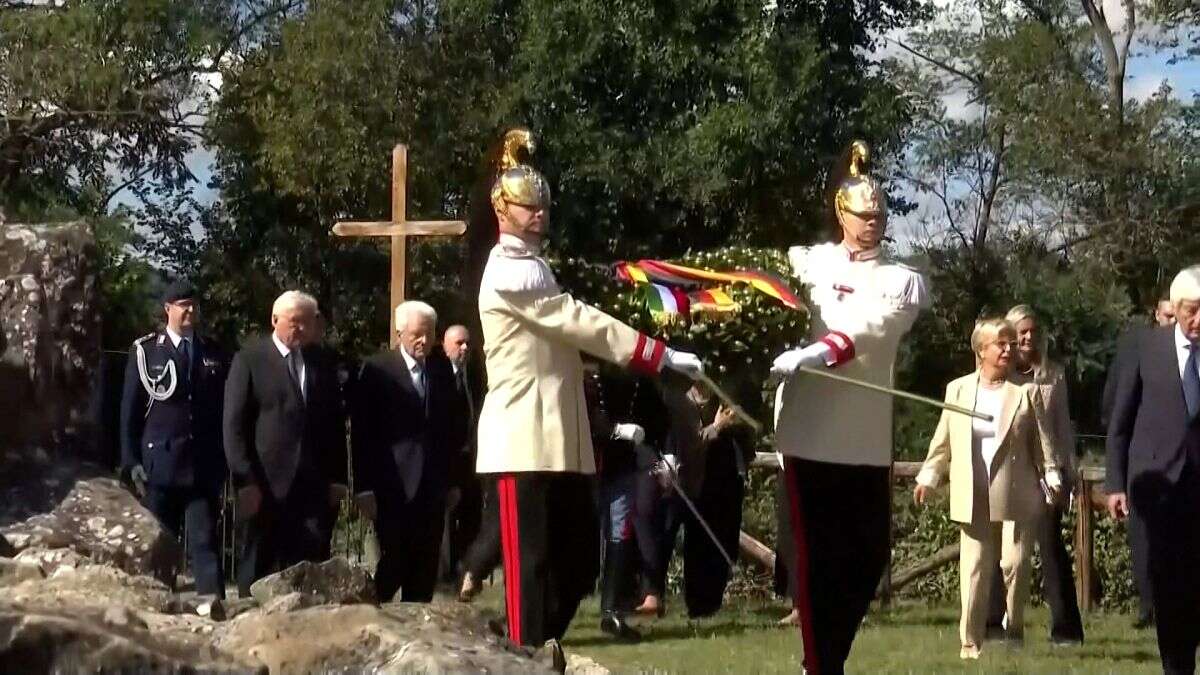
[332,144,466,346]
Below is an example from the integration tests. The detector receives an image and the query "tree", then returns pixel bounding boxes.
[156,0,933,354]
[0,0,300,214]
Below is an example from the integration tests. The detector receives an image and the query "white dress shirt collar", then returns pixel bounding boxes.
[166,327,193,348]
[399,345,423,372]
[271,332,293,358]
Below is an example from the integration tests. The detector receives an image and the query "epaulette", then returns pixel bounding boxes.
[893,261,921,273]
[133,332,157,346]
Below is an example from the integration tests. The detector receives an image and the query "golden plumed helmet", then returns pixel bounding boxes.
[834,140,887,217]
[490,128,551,211]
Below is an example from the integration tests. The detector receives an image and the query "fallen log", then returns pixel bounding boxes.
[738,531,776,573]
[889,543,960,593]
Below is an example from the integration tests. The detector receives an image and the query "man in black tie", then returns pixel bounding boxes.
[352,301,455,602]
[223,290,348,596]
[1106,265,1200,674]
[120,281,229,599]
[438,324,485,585]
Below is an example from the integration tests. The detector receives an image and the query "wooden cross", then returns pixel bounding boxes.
[333,144,466,346]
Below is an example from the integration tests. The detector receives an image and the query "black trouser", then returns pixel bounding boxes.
[375,483,446,603]
[773,474,794,601]
[462,477,502,579]
[1128,504,1156,623]
[236,484,333,597]
[632,468,664,596]
[986,500,1084,641]
[145,485,223,597]
[1137,459,1200,675]
[652,468,745,616]
[441,476,483,582]
[783,458,890,675]
[494,472,599,646]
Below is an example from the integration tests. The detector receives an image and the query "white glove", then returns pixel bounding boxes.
[612,423,646,444]
[664,348,704,379]
[770,343,829,378]
[129,465,148,496]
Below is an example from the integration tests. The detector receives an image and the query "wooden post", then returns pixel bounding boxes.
[1075,473,1096,612]
[390,145,407,345]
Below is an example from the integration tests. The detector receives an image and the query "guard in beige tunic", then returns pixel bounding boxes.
[770,141,930,675]
[475,130,703,650]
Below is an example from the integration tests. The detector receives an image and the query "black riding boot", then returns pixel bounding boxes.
[599,540,642,642]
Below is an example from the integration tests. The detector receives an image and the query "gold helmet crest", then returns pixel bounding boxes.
[490,128,551,211]
[834,140,887,217]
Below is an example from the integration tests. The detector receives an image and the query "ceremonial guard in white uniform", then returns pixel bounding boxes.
[475,130,703,651]
[771,142,930,675]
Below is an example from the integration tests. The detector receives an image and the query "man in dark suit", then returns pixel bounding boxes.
[223,290,348,597]
[352,301,455,603]
[120,281,229,598]
[438,324,485,585]
[1106,265,1200,674]
[1104,326,1157,629]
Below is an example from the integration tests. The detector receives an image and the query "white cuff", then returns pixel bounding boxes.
[1044,470,1062,490]
[916,468,941,488]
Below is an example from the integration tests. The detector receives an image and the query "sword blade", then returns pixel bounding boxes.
[794,365,992,422]
[661,460,735,569]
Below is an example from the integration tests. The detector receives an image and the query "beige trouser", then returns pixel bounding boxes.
[958,519,1033,648]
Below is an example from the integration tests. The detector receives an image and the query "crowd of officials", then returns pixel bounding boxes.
[119,262,1200,673]
[118,283,753,642]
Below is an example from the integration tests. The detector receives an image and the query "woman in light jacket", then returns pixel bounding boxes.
[913,317,1061,660]
[983,304,1085,644]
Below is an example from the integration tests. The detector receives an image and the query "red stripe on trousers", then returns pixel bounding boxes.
[784,459,821,674]
[498,475,523,646]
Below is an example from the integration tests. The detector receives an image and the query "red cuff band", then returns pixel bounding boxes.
[818,331,855,366]
[629,334,667,376]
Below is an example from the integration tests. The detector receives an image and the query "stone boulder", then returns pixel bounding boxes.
[0,558,43,587]
[13,547,87,577]
[248,557,376,606]
[0,604,261,674]
[215,600,555,674]
[1,478,181,585]
[0,221,99,456]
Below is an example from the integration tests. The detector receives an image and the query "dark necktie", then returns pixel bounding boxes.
[1185,344,1200,419]
[412,362,426,400]
[178,337,191,383]
[458,367,474,418]
[287,351,304,400]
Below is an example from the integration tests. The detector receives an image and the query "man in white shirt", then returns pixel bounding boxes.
[770,142,929,675]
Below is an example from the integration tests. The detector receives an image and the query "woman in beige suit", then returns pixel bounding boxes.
[913,318,1060,659]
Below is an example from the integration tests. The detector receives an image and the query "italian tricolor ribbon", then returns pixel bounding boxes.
[614,259,802,322]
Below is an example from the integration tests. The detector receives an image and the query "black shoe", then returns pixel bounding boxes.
[600,612,642,642]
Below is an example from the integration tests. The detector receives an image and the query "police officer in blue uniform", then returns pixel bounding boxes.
[120,281,229,598]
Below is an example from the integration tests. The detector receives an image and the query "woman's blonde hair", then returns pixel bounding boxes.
[970,317,1015,364]
[1005,304,1051,376]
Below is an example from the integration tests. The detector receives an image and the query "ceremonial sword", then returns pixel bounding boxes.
[691,362,991,431]
[652,446,736,569]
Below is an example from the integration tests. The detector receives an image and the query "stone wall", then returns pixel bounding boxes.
[0,220,100,456]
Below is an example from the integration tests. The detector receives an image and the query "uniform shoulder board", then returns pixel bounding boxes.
[133,332,157,346]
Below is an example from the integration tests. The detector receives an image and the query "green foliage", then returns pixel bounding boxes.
[94,216,161,350]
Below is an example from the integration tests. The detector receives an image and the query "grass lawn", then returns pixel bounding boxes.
[473,587,1160,673]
